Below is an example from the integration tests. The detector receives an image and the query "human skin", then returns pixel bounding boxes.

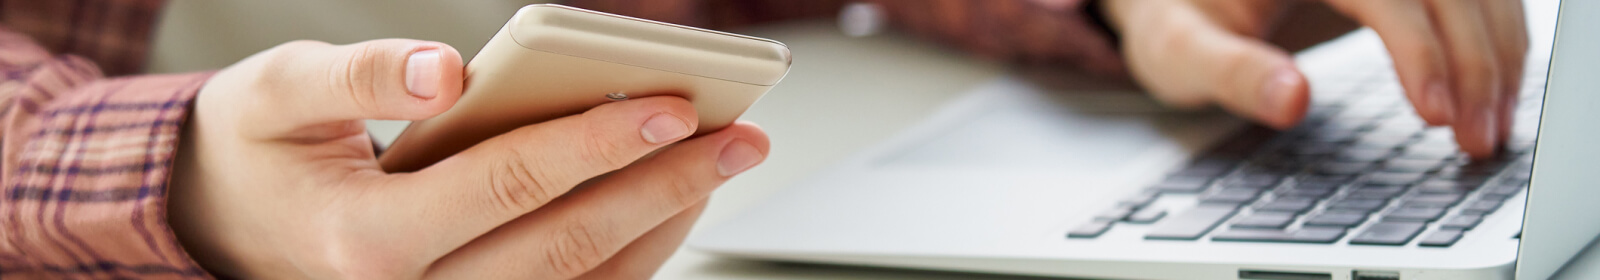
[1099,0,1528,158]
[166,39,770,279]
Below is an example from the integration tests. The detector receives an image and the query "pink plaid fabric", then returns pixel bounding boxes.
[0,27,213,279]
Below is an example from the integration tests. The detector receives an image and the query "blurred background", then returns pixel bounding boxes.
[150,0,540,73]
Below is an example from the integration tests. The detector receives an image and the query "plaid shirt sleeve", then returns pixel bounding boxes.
[0,27,214,279]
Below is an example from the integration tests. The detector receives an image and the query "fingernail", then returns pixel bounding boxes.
[717,140,763,176]
[1426,81,1458,124]
[405,50,441,99]
[1258,67,1299,126]
[640,113,691,144]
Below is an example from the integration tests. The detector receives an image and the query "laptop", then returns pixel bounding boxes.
[690,0,1600,279]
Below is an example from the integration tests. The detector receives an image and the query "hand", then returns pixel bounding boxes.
[1100,0,1528,158]
[166,39,770,278]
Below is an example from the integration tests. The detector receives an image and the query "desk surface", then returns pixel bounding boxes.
[365,20,1600,280]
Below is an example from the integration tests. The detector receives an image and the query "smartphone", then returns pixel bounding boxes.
[379,4,792,172]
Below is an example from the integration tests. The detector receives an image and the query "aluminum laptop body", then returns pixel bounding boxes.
[692,0,1597,279]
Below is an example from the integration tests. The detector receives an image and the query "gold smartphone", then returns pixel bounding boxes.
[379,4,792,172]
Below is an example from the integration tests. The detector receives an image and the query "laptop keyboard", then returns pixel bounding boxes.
[1067,77,1542,248]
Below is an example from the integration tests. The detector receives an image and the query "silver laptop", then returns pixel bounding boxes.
[690,0,1600,279]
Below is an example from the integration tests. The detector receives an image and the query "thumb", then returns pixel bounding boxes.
[226,39,465,138]
[1121,8,1309,129]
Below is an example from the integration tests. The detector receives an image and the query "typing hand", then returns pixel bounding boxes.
[1100,0,1528,158]
[167,39,769,278]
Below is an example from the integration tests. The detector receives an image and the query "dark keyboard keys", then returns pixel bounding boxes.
[1366,172,1426,186]
[1211,227,1347,244]
[1415,180,1475,194]
[1418,229,1465,247]
[1460,200,1504,215]
[1314,162,1373,175]
[1336,147,1395,162]
[1145,205,1239,240]
[1440,214,1485,230]
[1256,198,1317,213]
[1095,206,1135,221]
[1383,206,1448,222]
[1350,221,1428,245]
[1277,188,1336,199]
[1118,192,1160,208]
[1327,199,1389,213]
[1067,220,1114,238]
[1231,212,1296,229]
[1356,132,1415,148]
[1200,188,1263,204]
[1173,159,1237,177]
[1151,176,1213,193]
[1382,158,1444,173]
[1220,174,1285,189]
[1483,184,1525,198]
[1126,207,1168,224]
[1295,175,1353,188]
[1401,193,1465,207]
[1304,212,1369,227]
[1347,185,1408,200]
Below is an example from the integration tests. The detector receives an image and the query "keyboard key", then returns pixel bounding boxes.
[1418,229,1465,247]
[1458,161,1508,176]
[1399,146,1457,160]
[1173,158,1238,177]
[1145,205,1239,240]
[1382,158,1444,173]
[1401,193,1464,207]
[1336,147,1396,162]
[1314,161,1373,175]
[1415,180,1475,194]
[1440,214,1485,230]
[1277,188,1336,199]
[1357,132,1415,148]
[1401,145,1465,158]
[1200,188,1263,204]
[1094,206,1135,221]
[1347,185,1408,200]
[1212,227,1347,244]
[1327,199,1389,213]
[1231,212,1296,229]
[1220,174,1285,189]
[1067,220,1114,238]
[1366,172,1426,186]
[1150,176,1213,193]
[1383,206,1448,222]
[1127,207,1168,224]
[1294,175,1352,189]
[1460,200,1504,215]
[1483,184,1525,198]
[1350,221,1428,245]
[1118,192,1160,208]
[1304,212,1369,227]
[1284,143,1343,158]
[1256,198,1317,213]
[1434,173,1489,186]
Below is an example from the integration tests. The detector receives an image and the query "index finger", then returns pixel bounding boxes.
[371,96,699,259]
